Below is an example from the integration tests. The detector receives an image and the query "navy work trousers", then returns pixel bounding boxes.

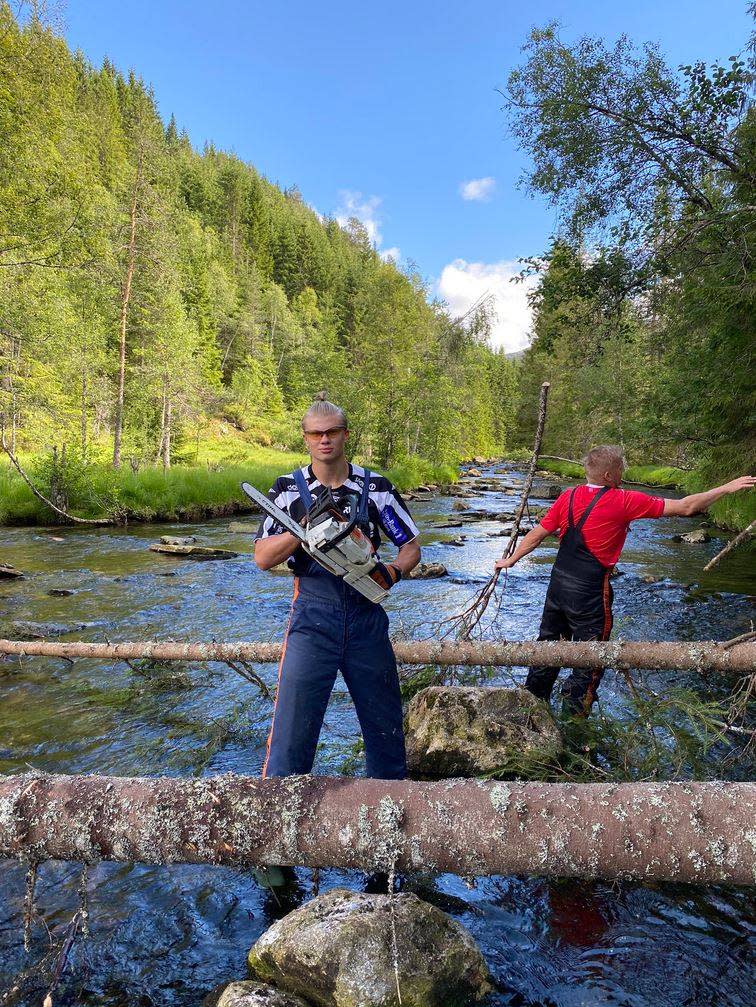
[262,578,407,780]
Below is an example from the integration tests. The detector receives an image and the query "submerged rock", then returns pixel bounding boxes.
[405,686,563,777]
[47,587,75,596]
[149,544,239,560]
[208,980,310,1007]
[408,562,448,579]
[228,522,259,534]
[160,535,197,546]
[11,620,95,638]
[247,888,491,1007]
[673,528,711,544]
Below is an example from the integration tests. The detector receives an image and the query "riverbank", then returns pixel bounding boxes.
[0,447,459,526]
[534,457,755,533]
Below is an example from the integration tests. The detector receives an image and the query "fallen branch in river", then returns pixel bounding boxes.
[1,637,754,674]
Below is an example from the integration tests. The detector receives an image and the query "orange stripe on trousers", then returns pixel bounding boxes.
[261,576,299,778]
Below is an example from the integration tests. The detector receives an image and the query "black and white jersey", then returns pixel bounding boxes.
[255,463,419,554]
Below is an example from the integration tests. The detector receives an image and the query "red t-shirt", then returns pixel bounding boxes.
[540,485,665,568]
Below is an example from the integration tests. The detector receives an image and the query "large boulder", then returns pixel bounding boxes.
[248,888,491,1007]
[404,686,562,778]
[209,980,310,1007]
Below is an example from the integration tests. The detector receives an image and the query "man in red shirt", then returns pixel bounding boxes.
[495,445,755,716]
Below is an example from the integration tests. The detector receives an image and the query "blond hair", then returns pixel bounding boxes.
[583,445,626,482]
[301,391,347,431]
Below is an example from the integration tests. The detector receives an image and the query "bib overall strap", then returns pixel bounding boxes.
[293,468,313,511]
[575,485,611,531]
[358,469,371,526]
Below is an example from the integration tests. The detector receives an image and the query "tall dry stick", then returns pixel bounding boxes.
[447,381,550,640]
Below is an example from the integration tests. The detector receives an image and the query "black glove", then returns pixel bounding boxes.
[371,561,402,590]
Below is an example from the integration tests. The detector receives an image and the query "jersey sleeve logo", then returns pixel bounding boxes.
[381,504,409,544]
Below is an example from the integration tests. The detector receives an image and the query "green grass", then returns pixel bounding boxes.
[0,446,307,525]
[0,443,460,526]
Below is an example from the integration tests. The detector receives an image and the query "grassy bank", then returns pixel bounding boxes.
[535,457,755,532]
[0,445,459,527]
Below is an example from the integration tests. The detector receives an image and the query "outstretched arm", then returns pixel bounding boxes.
[494,523,552,571]
[662,476,755,517]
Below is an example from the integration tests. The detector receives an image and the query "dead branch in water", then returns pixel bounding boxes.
[0,637,753,674]
[703,520,756,572]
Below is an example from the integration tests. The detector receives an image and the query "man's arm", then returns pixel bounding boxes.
[495,523,552,571]
[390,537,421,578]
[662,476,755,517]
[254,531,301,570]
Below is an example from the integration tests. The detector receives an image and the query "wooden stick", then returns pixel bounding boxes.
[703,520,756,572]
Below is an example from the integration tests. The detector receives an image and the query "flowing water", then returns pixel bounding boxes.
[0,463,754,1006]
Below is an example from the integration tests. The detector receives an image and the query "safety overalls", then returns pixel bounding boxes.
[262,468,407,779]
[525,486,614,715]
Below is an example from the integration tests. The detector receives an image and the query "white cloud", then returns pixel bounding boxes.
[436,258,535,353]
[335,190,383,246]
[379,246,401,263]
[459,177,496,202]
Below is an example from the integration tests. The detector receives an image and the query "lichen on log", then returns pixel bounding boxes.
[0,773,753,884]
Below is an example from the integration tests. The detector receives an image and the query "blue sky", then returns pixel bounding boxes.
[60,0,753,349]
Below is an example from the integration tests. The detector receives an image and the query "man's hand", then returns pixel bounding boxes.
[494,555,517,571]
[371,560,401,590]
[724,475,756,494]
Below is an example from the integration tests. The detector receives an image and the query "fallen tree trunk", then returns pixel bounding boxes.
[1,638,754,674]
[0,773,752,884]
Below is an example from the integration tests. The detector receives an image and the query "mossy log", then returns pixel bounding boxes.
[0,773,753,884]
[0,637,753,674]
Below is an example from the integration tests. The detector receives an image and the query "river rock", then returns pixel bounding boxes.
[149,544,239,559]
[160,535,197,546]
[405,686,563,777]
[466,467,482,477]
[673,528,711,544]
[208,980,310,1007]
[539,484,563,500]
[0,564,24,579]
[247,888,491,1007]
[47,588,75,596]
[452,500,469,512]
[408,562,448,579]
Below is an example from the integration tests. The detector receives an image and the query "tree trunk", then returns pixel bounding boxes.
[162,393,171,470]
[0,773,752,884]
[0,637,753,674]
[113,159,141,470]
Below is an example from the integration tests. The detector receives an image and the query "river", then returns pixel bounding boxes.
[1,462,754,1005]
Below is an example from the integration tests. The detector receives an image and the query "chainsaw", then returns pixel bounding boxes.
[241,481,395,604]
